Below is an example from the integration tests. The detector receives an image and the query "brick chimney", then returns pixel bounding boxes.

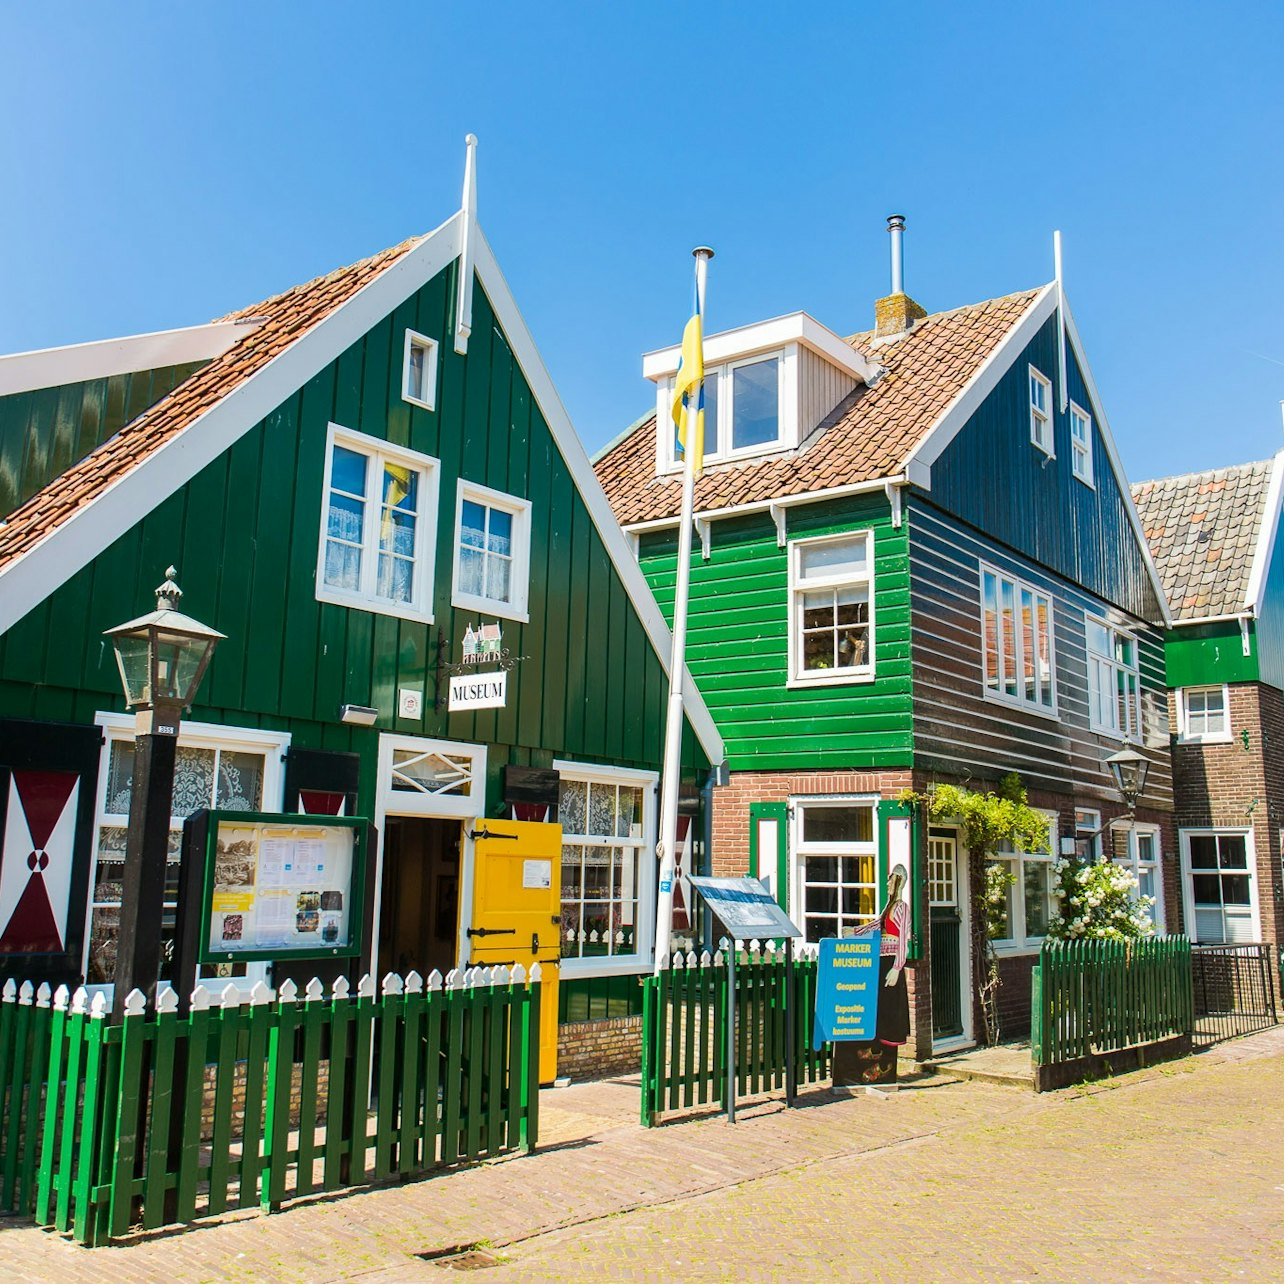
[874,214,926,339]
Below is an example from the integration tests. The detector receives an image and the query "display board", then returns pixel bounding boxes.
[813,932,881,1047]
[198,811,369,963]
[687,875,803,940]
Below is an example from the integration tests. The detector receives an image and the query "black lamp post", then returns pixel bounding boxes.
[104,568,223,1017]
[1106,747,1150,814]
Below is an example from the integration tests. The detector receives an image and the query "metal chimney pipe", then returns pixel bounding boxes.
[887,214,906,295]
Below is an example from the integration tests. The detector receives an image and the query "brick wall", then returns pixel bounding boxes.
[197,1061,330,1142]
[1170,681,1284,943]
[557,1015,642,1080]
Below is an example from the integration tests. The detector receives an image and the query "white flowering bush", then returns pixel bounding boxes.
[1046,857,1155,941]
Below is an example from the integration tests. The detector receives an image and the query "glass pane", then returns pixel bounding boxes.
[560,846,583,897]
[487,508,513,555]
[382,464,417,513]
[835,587,868,624]
[731,358,779,449]
[380,510,416,558]
[1020,589,1036,703]
[407,342,425,400]
[458,546,485,597]
[1087,620,1111,659]
[805,885,838,914]
[802,590,835,628]
[216,751,264,811]
[803,629,835,671]
[807,856,839,883]
[1221,874,1252,906]
[1023,862,1050,937]
[841,855,875,884]
[87,907,120,985]
[331,445,367,496]
[559,779,587,836]
[1188,836,1218,869]
[982,573,999,691]
[588,783,615,837]
[702,371,719,456]
[171,747,216,819]
[616,787,641,838]
[324,540,361,591]
[799,538,867,579]
[1192,874,1222,905]
[486,554,512,603]
[1218,836,1248,869]
[460,500,487,548]
[106,742,135,815]
[801,806,872,844]
[326,492,364,542]
[377,554,414,603]
[1000,579,1017,697]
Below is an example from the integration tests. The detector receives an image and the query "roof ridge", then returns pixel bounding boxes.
[1132,457,1274,492]
[846,283,1047,346]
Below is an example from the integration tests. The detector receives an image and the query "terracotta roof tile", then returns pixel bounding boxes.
[594,289,1043,525]
[0,236,423,571]
[1131,459,1274,621]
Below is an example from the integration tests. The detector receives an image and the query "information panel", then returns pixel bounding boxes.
[687,876,804,940]
[199,812,368,963]
[813,932,881,1048]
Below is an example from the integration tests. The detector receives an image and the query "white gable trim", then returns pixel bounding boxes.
[472,230,725,764]
[1244,450,1284,616]
[901,284,1057,476]
[0,213,462,637]
[0,319,265,397]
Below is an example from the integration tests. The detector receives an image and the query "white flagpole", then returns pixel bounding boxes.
[654,245,713,973]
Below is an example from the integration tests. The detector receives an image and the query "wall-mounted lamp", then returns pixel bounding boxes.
[340,704,379,727]
[1105,747,1149,813]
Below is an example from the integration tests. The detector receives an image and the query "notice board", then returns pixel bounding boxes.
[198,811,369,964]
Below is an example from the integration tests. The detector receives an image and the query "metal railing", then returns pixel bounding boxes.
[1192,943,1278,1047]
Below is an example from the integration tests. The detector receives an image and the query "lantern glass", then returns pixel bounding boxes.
[1106,748,1149,806]
[152,627,215,705]
[112,631,154,707]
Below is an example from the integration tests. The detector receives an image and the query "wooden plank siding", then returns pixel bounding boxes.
[908,497,1173,807]
[636,493,912,773]
[797,347,857,444]
[926,313,1162,622]
[0,361,209,521]
[0,262,706,824]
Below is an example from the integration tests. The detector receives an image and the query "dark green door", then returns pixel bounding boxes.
[928,829,965,1041]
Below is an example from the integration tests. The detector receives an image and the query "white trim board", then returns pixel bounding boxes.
[0,319,264,397]
[1243,449,1284,616]
[0,209,726,767]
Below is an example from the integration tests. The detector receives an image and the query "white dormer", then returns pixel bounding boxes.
[643,312,883,475]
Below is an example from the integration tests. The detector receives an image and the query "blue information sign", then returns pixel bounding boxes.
[813,932,881,1048]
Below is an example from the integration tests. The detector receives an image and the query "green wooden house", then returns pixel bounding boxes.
[597,222,1175,1054]
[0,150,723,1074]
[1133,453,1284,948]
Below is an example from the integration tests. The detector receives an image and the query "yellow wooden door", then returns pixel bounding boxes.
[467,819,562,1084]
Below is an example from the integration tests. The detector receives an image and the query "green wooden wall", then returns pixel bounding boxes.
[1164,620,1260,689]
[0,361,208,520]
[0,260,705,819]
[636,493,912,772]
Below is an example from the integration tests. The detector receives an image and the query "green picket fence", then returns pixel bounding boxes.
[1031,937,1193,1068]
[639,943,830,1126]
[0,963,541,1246]
[0,980,56,1218]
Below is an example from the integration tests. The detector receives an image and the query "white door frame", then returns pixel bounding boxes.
[929,827,974,1052]
[373,733,488,976]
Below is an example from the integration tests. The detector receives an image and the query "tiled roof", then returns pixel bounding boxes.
[594,288,1044,525]
[1131,460,1275,621]
[0,236,424,572]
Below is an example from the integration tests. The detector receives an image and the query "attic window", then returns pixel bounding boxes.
[663,350,788,467]
[1069,402,1094,486]
[403,330,438,411]
[1029,366,1053,456]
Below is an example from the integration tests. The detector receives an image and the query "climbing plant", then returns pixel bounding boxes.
[902,774,1050,1045]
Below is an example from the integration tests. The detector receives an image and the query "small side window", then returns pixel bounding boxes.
[1069,402,1094,486]
[1029,366,1053,455]
[403,330,439,411]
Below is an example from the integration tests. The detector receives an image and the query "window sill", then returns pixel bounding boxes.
[659,438,793,475]
[1030,440,1055,460]
[402,392,435,412]
[992,944,1042,958]
[316,586,434,626]
[1072,472,1095,489]
[450,591,530,624]
[1178,733,1233,746]
[787,669,876,690]
[558,956,652,979]
[981,689,1059,721]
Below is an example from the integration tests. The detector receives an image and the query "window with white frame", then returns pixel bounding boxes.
[788,531,875,684]
[1114,824,1164,932]
[1029,365,1053,455]
[1183,831,1257,943]
[1069,401,1094,485]
[988,813,1057,949]
[451,480,532,620]
[556,764,656,968]
[317,425,439,621]
[1086,618,1141,739]
[793,800,878,943]
[402,330,439,411]
[1179,685,1230,743]
[662,350,787,466]
[1075,807,1102,860]
[980,565,1056,712]
[86,716,287,987]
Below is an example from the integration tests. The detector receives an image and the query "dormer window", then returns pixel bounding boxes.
[697,352,784,460]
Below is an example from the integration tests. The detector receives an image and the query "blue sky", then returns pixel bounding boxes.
[2,3,1282,480]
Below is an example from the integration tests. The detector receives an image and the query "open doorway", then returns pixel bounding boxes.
[378,816,462,981]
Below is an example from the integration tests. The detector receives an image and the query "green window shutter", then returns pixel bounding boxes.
[877,798,922,960]
[748,802,789,910]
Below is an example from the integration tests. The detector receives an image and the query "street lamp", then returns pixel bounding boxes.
[1105,747,1150,814]
[104,568,224,1016]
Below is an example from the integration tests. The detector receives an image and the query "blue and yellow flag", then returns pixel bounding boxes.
[670,293,705,477]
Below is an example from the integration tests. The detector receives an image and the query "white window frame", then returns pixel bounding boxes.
[1075,807,1102,860]
[787,529,876,688]
[1113,821,1165,933]
[1179,827,1260,945]
[989,811,1058,954]
[1069,400,1094,486]
[553,759,658,979]
[1177,684,1232,745]
[789,795,880,943]
[656,346,797,470]
[316,422,440,624]
[1029,365,1054,456]
[84,713,290,995]
[450,479,532,623]
[402,329,439,411]
[978,562,1058,717]
[1086,616,1142,741]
